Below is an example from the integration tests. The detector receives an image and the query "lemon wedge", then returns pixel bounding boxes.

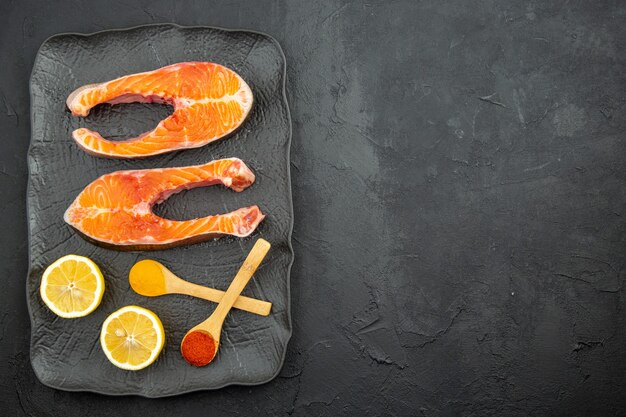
[39,254,105,318]
[100,305,165,371]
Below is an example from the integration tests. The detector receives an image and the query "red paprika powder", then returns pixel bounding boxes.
[181,330,217,366]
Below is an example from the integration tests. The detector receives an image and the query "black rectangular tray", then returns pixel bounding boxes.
[27,24,293,397]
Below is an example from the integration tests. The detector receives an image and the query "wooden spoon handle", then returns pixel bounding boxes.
[175,281,272,316]
[208,239,271,332]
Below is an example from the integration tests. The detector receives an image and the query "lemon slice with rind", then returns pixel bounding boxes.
[39,254,105,318]
[100,305,165,371]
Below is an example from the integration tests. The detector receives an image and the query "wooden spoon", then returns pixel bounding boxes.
[129,259,272,317]
[180,238,271,366]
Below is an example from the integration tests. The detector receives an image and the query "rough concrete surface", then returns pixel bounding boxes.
[1,0,625,415]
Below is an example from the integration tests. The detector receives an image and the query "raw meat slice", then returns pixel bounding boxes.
[64,158,264,249]
[66,62,253,158]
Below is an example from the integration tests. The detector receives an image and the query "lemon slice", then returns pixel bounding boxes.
[40,254,105,318]
[100,306,165,371]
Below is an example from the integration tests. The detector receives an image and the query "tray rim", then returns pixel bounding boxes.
[26,22,294,397]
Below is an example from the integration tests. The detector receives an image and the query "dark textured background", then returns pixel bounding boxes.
[1,0,625,415]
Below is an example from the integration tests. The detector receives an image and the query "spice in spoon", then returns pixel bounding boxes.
[181,330,217,366]
[180,239,271,367]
